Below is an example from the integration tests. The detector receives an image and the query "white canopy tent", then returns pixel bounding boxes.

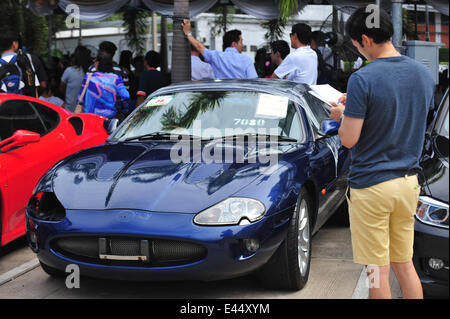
[27,0,449,20]
[27,0,307,20]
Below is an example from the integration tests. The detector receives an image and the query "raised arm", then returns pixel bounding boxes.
[182,19,205,55]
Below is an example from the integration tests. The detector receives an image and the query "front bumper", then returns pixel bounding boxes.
[26,208,292,282]
[413,218,449,299]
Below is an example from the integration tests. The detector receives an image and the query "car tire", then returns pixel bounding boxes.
[259,188,312,290]
[39,261,66,277]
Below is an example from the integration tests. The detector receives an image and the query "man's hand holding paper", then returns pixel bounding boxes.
[330,93,346,122]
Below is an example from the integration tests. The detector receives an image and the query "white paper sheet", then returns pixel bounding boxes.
[309,84,344,108]
[255,94,289,119]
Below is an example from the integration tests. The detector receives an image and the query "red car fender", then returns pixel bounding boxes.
[0,93,110,246]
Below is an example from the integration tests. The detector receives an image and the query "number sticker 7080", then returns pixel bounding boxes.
[233,119,265,126]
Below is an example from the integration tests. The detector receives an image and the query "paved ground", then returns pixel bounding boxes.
[0,213,401,299]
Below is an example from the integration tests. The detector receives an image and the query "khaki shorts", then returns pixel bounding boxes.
[347,175,421,266]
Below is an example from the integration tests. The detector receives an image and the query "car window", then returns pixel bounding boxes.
[0,100,46,141]
[301,92,331,131]
[111,91,305,142]
[30,101,60,133]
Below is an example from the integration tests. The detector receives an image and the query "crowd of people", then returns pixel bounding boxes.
[183,20,336,86]
[1,20,339,121]
[0,30,169,121]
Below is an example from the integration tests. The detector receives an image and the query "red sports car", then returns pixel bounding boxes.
[0,93,113,247]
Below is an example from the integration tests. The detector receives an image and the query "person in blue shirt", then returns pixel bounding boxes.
[182,19,257,79]
[191,45,215,81]
[78,52,130,119]
[330,7,435,299]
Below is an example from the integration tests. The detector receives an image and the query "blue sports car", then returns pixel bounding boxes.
[26,79,350,290]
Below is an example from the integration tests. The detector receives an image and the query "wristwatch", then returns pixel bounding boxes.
[186,32,193,37]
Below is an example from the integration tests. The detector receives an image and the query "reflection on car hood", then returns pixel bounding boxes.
[52,141,297,213]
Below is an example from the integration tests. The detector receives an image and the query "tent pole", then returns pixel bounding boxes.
[414,2,418,39]
[152,12,158,50]
[161,16,168,73]
[47,15,52,62]
[392,0,403,49]
[425,4,430,41]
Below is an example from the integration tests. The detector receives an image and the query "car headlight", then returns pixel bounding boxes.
[27,192,66,221]
[416,196,449,228]
[194,198,265,226]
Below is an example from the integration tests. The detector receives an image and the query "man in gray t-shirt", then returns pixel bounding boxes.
[330,7,434,299]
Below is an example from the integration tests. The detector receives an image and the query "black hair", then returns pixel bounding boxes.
[99,41,117,57]
[144,50,161,68]
[291,23,312,45]
[254,48,267,63]
[222,29,242,51]
[312,31,326,47]
[0,28,20,53]
[132,55,144,65]
[73,45,91,73]
[119,50,133,69]
[96,51,114,73]
[345,6,393,46]
[270,40,290,60]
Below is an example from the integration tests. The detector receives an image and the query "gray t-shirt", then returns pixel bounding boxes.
[344,55,435,189]
[61,66,85,112]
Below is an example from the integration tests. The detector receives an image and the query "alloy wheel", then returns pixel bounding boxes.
[297,199,310,277]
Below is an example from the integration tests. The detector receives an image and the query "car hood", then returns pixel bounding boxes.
[52,141,297,213]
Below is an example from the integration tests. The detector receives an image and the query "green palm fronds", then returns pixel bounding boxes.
[276,0,299,24]
[122,9,150,56]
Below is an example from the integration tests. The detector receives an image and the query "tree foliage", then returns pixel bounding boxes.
[276,0,299,24]
[122,9,151,57]
[209,4,235,37]
[261,19,286,44]
[0,1,48,56]
[0,1,66,60]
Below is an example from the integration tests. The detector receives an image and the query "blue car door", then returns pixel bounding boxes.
[301,94,349,230]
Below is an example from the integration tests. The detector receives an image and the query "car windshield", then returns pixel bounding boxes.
[110,91,304,142]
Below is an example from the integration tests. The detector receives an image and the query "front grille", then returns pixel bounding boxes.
[52,236,207,267]
[110,238,140,256]
[152,240,206,262]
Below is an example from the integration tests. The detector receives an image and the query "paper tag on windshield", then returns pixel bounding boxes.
[146,95,174,107]
[255,94,289,119]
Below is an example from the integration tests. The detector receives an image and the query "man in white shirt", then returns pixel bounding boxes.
[271,23,318,85]
[191,45,215,81]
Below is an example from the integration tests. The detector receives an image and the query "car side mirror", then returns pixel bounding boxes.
[103,118,119,135]
[433,135,449,158]
[0,130,41,153]
[319,119,340,137]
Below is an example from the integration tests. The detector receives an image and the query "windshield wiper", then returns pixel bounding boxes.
[122,132,202,142]
[206,133,298,142]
